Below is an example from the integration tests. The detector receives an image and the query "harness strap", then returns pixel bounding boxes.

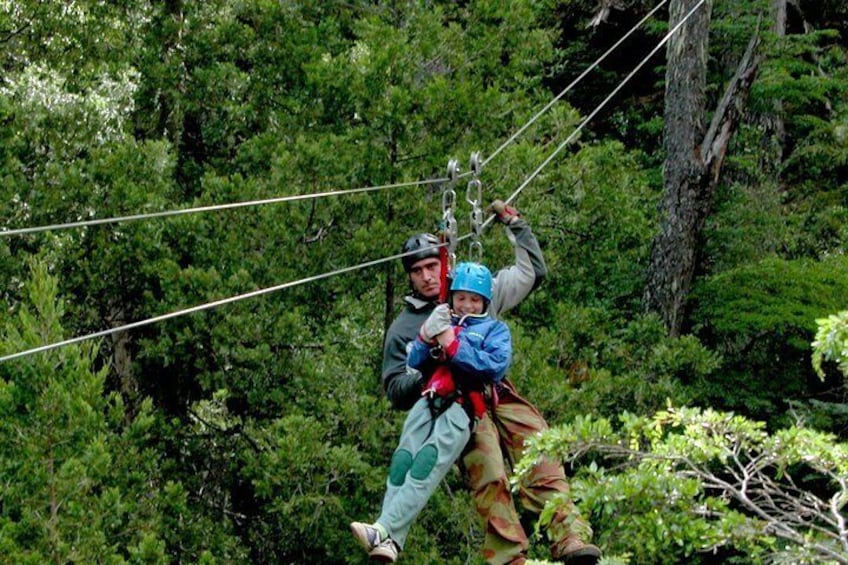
[425,392,459,439]
[457,387,479,434]
[438,239,449,304]
[424,384,480,440]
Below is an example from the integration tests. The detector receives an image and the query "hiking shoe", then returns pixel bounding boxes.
[350,522,383,553]
[369,538,399,563]
[554,537,601,565]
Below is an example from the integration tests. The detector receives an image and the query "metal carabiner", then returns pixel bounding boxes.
[429,344,445,361]
[470,151,481,177]
[441,158,461,272]
[468,239,483,263]
[442,187,456,211]
[466,178,482,208]
[466,151,485,262]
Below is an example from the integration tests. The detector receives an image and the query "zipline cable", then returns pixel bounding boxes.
[0,243,449,363]
[0,178,448,238]
[479,0,706,232]
[480,0,669,169]
[4,2,669,238]
[1,0,706,363]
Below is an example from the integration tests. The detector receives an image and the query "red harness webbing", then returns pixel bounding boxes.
[438,239,449,304]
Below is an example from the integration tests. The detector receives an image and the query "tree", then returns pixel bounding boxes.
[643,0,761,336]
[0,261,245,562]
[517,405,848,563]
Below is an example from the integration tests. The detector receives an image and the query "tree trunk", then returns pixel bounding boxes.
[760,0,788,175]
[108,304,140,419]
[643,0,761,336]
[643,0,713,336]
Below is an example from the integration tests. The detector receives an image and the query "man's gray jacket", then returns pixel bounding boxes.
[380,219,547,410]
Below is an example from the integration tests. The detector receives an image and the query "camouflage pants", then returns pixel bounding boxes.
[460,379,592,565]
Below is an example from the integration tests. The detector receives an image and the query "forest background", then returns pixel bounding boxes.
[2,0,848,563]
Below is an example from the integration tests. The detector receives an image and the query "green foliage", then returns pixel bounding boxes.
[240,414,371,562]
[532,141,657,312]
[689,256,848,424]
[812,311,848,380]
[692,256,847,340]
[703,179,797,272]
[736,21,848,260]
[517,406,848,564]
[0,261,243,562]
[510,307,712,425]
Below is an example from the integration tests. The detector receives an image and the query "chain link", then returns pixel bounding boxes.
[441,159,460,271]
[466,152,483,263]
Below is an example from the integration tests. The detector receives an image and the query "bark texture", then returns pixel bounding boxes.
[643,0,761,336]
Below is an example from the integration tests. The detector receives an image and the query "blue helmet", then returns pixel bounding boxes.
[450,262,493,301]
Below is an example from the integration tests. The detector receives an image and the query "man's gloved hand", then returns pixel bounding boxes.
[485,199,521,225]
[420,303,452,342]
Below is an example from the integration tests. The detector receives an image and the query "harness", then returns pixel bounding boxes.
[423,383,479,439]
[421,319,490,439]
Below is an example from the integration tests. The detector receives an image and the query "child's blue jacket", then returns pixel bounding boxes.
[407,312,511,386]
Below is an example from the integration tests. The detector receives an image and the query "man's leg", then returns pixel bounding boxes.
[492,380,597,560]
[461,414,528,565]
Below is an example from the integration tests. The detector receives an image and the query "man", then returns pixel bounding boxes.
[351,263,511,563]
[380,201,601,564]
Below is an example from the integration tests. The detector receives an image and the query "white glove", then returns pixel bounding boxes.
[420,304,452,342]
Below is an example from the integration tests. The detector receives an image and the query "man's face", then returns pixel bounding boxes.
[408,257,442,299]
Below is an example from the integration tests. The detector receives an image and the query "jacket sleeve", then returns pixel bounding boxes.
[490,217,547,317]
[406,336,433,370]
[448,322,511,383]
[381,324,424,411]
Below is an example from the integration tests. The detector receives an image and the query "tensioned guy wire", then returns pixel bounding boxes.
[480,0,707,232]
[480,0,669,169]
[1,178,448,237]
[0,243,449,363]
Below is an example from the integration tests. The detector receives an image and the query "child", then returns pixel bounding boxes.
[351,262,511,562]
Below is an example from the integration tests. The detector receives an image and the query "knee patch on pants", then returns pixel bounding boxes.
[410,444,438,481]
[389,449,413,486]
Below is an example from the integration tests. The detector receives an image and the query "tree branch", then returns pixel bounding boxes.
[0,22,30,44]
[700,27,762,180]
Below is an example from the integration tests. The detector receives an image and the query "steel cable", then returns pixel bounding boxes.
[480,0,669,169]
[3,2,670,237]
[1,178,447,237]
[479,0,707,232]
[1,0,706,362]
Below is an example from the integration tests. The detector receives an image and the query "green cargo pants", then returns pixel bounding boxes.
[461,378,593,565]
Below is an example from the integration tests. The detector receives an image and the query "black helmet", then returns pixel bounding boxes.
[401,233,441,272]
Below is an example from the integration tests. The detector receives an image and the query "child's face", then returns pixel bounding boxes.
[452,290,485,316]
